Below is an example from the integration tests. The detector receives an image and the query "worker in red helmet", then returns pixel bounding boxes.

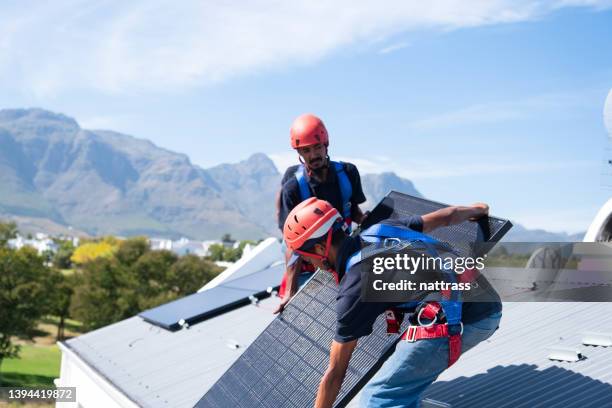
[274,113,368,314]
[283,198,502,408]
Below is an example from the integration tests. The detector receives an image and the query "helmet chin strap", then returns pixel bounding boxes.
[297,152,330,177]
[294,228,339,283]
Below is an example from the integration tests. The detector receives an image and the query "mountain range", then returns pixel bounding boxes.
[0,108,584,241]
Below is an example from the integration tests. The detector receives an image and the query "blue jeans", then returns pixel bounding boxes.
[359,311,502,408]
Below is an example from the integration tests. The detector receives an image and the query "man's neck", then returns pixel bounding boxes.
[309,159,329,182]
[326,241,340,269]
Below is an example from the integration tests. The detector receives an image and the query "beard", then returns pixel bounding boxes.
[308,157,328,178]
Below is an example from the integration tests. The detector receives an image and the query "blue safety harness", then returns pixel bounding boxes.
[345,223,463,329]
[295,161,353,228]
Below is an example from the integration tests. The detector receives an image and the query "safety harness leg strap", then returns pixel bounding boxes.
[448,334,462,366]
[401,323,463,367]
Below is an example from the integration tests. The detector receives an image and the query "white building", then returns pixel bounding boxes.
[8,234,58,255]
[149,238,226,257]
[148,238,172,251]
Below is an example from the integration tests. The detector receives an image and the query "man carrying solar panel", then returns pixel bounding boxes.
[283,198,502,408]
[274,113,369,314]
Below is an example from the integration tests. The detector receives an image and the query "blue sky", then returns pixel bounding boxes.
[1,1,611,233]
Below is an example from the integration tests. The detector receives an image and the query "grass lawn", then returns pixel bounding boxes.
[40,316,83,334]
[0,345,61,388]
[0,315,83,389]
[0,402,54,408]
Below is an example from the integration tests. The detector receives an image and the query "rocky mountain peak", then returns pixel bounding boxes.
[0,108,80,132]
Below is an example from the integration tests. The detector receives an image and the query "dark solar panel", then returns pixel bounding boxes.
[139,263,283,331]
[362,191,512,257]
[196,192,512,408]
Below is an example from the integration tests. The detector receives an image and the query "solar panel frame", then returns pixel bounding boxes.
[139,262,283,331]
[197,192,512,407]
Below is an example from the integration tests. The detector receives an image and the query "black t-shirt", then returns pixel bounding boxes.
[334,216,502,343]
[278,161,366,231]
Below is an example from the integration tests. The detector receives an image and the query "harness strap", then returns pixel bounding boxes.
[385,309,404,335]
[361,223,451,252]
[401,323,463,367]
[295,161,353,222]
[294,165,312,201]
[333,161,353,221]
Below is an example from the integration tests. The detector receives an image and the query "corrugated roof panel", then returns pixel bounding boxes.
[64,296,281,408]
[420,302,612,408]
[345,302,612,407]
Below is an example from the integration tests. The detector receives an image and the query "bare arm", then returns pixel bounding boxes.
[275,189,282,227]
[352,205,370,225]
[315,340,358,408]
[273,255,302,314]
[422,203,489,233]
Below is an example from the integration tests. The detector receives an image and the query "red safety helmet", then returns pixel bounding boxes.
[283,198,343,262]
[290,114,329,149]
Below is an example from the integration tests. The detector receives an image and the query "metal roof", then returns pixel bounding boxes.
[64,296,280,408]
[65,299,612,408]
[347,301,612,407]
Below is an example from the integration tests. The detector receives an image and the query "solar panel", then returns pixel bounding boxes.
[196,192,512,407]
[361,191,512,257]
[139,262,283,331]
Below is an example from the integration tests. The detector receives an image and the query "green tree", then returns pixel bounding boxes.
[207,240,256,262]
[223,247,242,262]
[53,240,75,269]
[207,243,226,261]
[46,272,75,341]
[0,247,53,383]
[168,255,223,296]
[131,250,178,309]
[115,237,149,267]
[70,258,138,331]
[0,221,17,247]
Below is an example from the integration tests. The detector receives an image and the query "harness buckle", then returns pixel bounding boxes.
[405,326,418,342]
[383,237,401,249]
[417,307,438,327]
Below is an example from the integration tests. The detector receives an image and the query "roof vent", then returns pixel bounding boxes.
[547,346,583,362]
[421,398,452,408]
[227,340,240,350]
[582,332,612,347]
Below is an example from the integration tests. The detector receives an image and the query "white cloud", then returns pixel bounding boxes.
[78,113,137,132]
[2,0,611,96]
[379,41,410,54]
[268,151,596,180]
